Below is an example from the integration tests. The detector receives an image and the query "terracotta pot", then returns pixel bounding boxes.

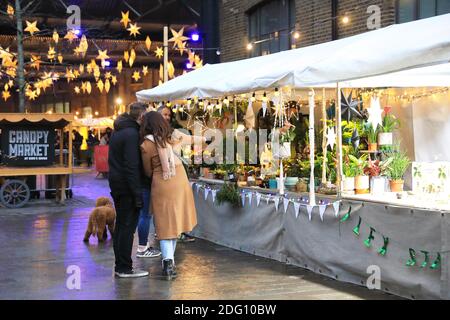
[389,179,404,192]
[355,175,370,194]
[343,176,355,193]
[378,132,393,146]
[368,143,378,152]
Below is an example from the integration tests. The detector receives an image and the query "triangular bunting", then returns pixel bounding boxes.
[262,101,267,117]
[283,198,289,213]
[274,196,280,211]
[247,193,253,207]
[319,205,327,222]
[204,188,210,200]
[241,193,246,207]
[266,195,271,205]
[256,193,262,207]
[306,205,314,221]
[333,201,340,217]
[211,190,217,203]
[294,202,301,218]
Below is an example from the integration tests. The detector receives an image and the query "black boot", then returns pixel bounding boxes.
[162,259,175,280]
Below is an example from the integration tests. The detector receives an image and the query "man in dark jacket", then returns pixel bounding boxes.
[108,102,148,278]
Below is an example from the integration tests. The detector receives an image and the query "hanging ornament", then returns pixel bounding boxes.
[363,227,375,248]
[154,46,163,59]
[57,53,63,64]
[378,236,389,256]
[306,205,314,221]
[168,27,189,49]
[47,46,56,61]
[7,4,14,16]
[256,193,262,207]
[30,55,41,70]
[111,75,118,86]
[132,71,141,82]
[406,248,417,266]
[24,21,40,35]
[367,96,383,131]
[2,90,11,101]
[79,64,85,74]
[168,60,175,79]
[353,216,362,236]
[129,49,136,67]
[351,128,360,150]
[340,206,352,222]
[325,126,336,150]
[341,91,362,122]
[142,66,149,76]
[104,79,111,93]
[104,72,112,80]
[420,251,429,268]
[79,35,88,57]
[96,49,109,62]
[64,29,78,42]
[318,205,327,221]
[120,11,131,28]
[97,79,104,93]
[127,23,141,37]
[431,253,441,270]
[117,60,123,73]
[74,86,81,94]
[52,30,59,43]
[86,81,92,94]
[145,36,152,51]
[177,41,187,56]
[273,196,280,211]
[188,50,196,65]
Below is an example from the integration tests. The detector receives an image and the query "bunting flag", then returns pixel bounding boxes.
[318,205,327,222]
[247,193,253,207]
[262,100,268,117]
[241,194,246,207]
[283,198,290,213]
[256,193,262,207]
[306,205,314,221]
[266,195,271,205]
[204,188,210,200]
[333,201,340,217]
[294,202,301,218]
[211,190,217,203]
[273,196,280,211]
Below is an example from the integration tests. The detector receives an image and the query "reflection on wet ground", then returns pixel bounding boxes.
[0,172,400,300]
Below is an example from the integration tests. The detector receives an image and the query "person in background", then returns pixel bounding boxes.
[86,130,99,167]
[108,102,148,278]
[157,106,203,243]
[72,129,83,165]
[99,131,109,146]
[140,111,199,280]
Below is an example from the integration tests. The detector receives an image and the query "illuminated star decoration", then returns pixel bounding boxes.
[2,89,11,101]
[367,96,383,131]
[97,79,104,93]
[7,4,14,16]
[74,86,81,94]
[47,46,56,61]
[177,41,187,56]
[111,75,118,86]
[341,91,362,122]
[145,36,152,51]
[117,60,123,73]
[24,20,40,35]
[168,27,189,49]
[142,66,149,76]
[129,49,136,67]
[64,29,79,42]
[325,126,336,150]
[52,30,59,43]
[127,23,141,37]
[154,46,163,59]
[120,11,131,28]
[132,71,141,82]
[30,55,41,70]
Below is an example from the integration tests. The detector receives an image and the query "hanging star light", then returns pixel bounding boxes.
[341,91,363,122]
[129,49,136,67]
[194,58,203,69]
[73,69,80,78]
[24,21,40,35]
[47,46,56,61]
[145,36,152,51]
[104,79,111,93]
[79,35,88,56]
[123,51,129,63]
[168,27,189,49]
[177,41,187,56]
[97,79,104,93]
[117,60,123,73]
[132,71,141,82]
[79,64,85,74]
[325,126,337,150]
[74,86,81,94]
[57,53,63,64]
[65,68,75,83]
[2,90,11,101]
[96,49,109,61]
[30,55,41,70]
[104,72,112,79]
[73,46,83,57]
[167,61,175,79]
[367,96,383,131]
[127,23,141,37]
[111,75,118,86]
[120,11,131,28]
[26,89,38,100]
[7,4,14,16]
[154,46,163,59]
[81,81,87,93]
[86,81,92,94]
[64,29,78,42]
[52,30,59,43]
[142,66,149,76]
[188,50,195,65]
[93,66,101,81]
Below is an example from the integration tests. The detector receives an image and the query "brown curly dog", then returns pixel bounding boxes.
[83,197,115,243]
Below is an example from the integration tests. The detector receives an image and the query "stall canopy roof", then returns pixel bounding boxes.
[0,113,73,128]
[137,14,450,102]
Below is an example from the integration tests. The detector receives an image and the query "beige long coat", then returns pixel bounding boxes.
[140,139,197,239]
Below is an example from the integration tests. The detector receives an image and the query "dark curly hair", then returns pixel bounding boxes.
[140,111,172,148]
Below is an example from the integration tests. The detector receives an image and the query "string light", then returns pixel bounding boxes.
[342,16,350,24]
[246,43,253,51]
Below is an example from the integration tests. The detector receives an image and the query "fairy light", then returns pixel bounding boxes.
[342,16,349,24]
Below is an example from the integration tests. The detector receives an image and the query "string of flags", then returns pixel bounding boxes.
[341,206,441,270]
[190,182,341,222]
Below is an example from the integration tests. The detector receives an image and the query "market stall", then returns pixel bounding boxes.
[0,113,86,207]
[136,14,450,299]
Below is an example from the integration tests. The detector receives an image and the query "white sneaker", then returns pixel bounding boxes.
[136,247,162,258]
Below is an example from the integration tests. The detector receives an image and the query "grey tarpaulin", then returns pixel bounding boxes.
[190,185,449,299]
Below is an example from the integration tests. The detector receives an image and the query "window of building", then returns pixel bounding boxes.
[397,0,450,23]
[247,0,296,57]
[38,95,71,113]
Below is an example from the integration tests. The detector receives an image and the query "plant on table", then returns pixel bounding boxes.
[385,151,411,192]
[348,154,370,194]
[364,122,379,152]
[216,182,241,207]
[379,107,400,151]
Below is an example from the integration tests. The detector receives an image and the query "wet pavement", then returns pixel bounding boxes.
[0,171,401,300]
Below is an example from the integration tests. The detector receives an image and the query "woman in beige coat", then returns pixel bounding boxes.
[140,111,198,280]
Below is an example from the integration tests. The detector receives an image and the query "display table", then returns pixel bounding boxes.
[190,181,450,300]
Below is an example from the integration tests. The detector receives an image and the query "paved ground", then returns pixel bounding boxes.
[0,171,400,300]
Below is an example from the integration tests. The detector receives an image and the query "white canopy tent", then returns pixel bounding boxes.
[137,14,450,102]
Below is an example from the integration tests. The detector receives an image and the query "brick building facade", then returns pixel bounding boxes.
[219,0,396,62]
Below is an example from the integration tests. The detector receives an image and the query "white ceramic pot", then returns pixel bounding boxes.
[370,176,386,195]
[343,176,355,192]
[355,175,370,194]
[378,132,393,146]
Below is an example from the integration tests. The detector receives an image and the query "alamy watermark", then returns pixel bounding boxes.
[366,265,381,290]
[66,265,81,290]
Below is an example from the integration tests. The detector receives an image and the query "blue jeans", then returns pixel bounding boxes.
[137,188,153,246]
[160,239,177,262]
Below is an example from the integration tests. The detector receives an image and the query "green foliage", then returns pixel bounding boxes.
[364,122,379,144]
[381,114,400,133]
[280,127,296,143]
[348,154,368,176]
[216,183,241,207]
[385,151,411,181]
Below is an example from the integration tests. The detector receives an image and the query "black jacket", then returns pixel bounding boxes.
[108,113,144,202]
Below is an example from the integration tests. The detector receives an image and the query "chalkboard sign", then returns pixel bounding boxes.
[1,126,55,166]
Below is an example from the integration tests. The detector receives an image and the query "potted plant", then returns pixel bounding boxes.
[364,158,392,195]
[216,183,241,207]
[364,122,379,152]
[343,161,357,193]
[279,126,296,158]
[349,154,369,194]
[385,151,411,192]
[379,107,400,148]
